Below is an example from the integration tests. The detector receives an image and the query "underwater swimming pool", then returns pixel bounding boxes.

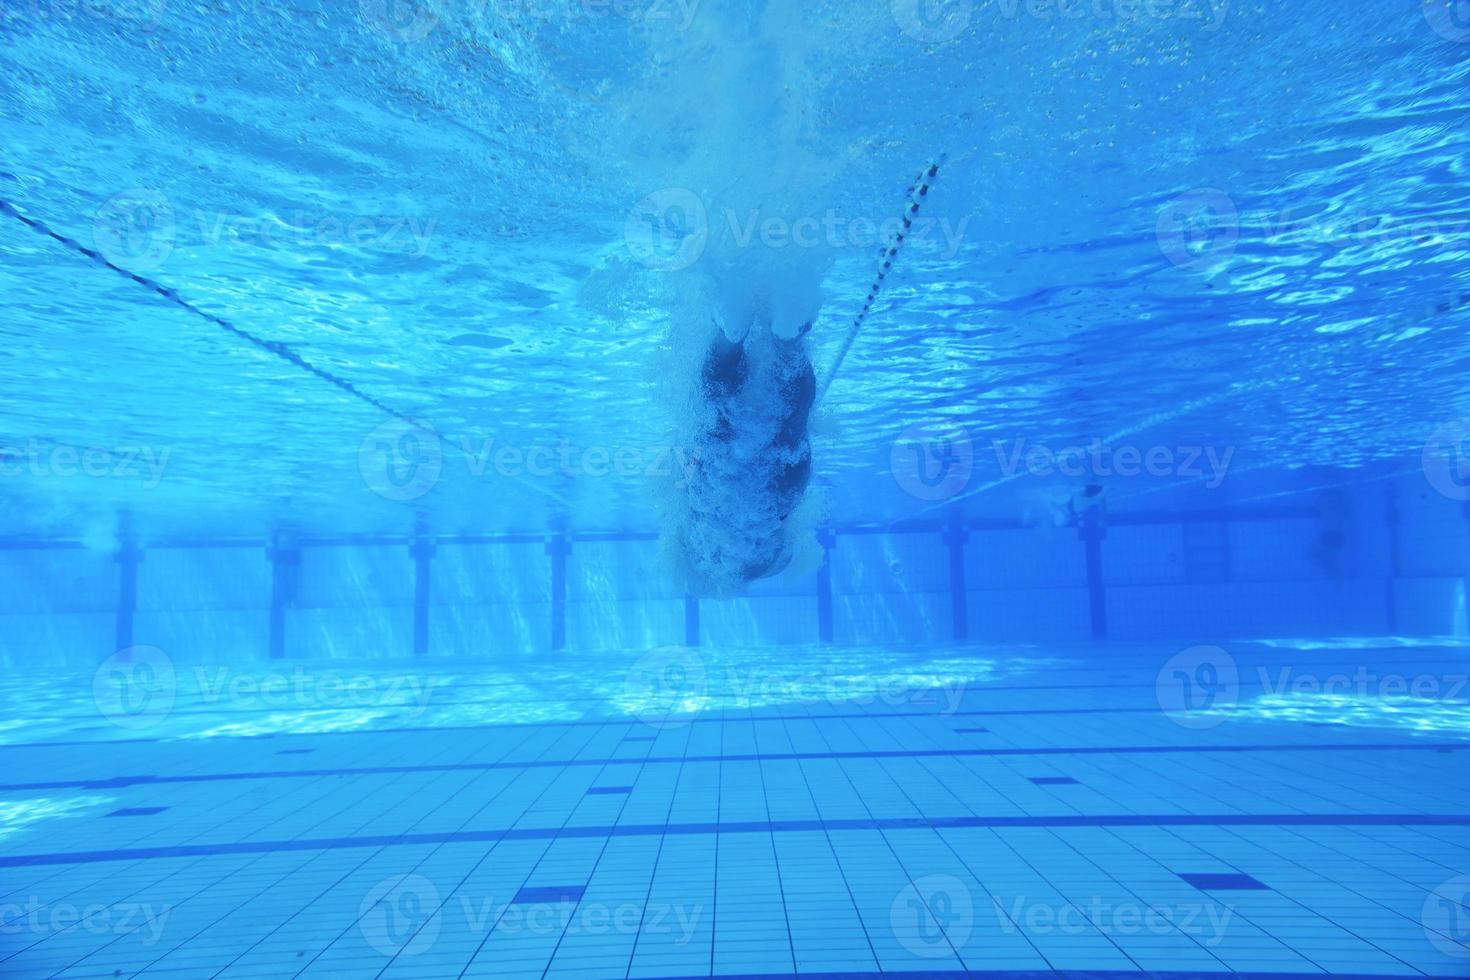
[3,0,1470,977]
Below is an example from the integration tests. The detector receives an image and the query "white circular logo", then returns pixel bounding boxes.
[623,647,708,729]
[625,188,708,272]
[1156,645,1239,730]
[359,874,442,956]
[1424,0,1470,42]
[1423,876,1470,957]
[890,0,974,42]
[358,419,443,501]
[93,190,175,273]
[360,0,443,42]
[890,874,972,957]
[1156,189,1239,270]
[92,645,177,730]
[1422,420,1470,501]
[890,422,974,501]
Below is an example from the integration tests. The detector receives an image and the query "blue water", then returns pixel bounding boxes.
[4,2,1470,978]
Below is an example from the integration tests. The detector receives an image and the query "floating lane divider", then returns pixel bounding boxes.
[814,156,946,409]
[0,198,429,433]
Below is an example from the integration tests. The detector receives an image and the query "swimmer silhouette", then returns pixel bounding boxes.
[671,314,817,596]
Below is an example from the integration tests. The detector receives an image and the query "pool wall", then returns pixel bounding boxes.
[1,472,1464,668]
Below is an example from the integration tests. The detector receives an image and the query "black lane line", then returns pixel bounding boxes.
[1,741,1463,793]
[4,813,1470,869]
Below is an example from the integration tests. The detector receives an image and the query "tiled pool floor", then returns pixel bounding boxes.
[1,641,1468,978]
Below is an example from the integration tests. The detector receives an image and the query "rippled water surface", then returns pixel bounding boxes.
[2,2,1468,537]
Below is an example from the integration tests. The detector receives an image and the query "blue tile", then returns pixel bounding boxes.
[586,786,633,795]
[1178,872,1270,891]
[1029,776,1079,785]
[954,727,990,733]
[510,885,586,905]
[276,748,315,755]
[105,807,167,817]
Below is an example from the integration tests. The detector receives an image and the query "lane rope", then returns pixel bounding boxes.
[814,156,946,409]
[0,198,428,432]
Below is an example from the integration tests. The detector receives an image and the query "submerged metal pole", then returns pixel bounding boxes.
[683,595,700,647]
[1079,512,1108,640]
[411,516,434,657]
[943,509,969,642]
[816,527,835,643]
[546,532,570,652]
[267,531,298,660]
[114,512,140,652]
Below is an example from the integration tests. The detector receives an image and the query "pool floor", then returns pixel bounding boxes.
[1,642,1468,978]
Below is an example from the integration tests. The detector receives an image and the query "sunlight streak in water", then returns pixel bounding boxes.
[1217,692,1470,740]
[0,797,111,842]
